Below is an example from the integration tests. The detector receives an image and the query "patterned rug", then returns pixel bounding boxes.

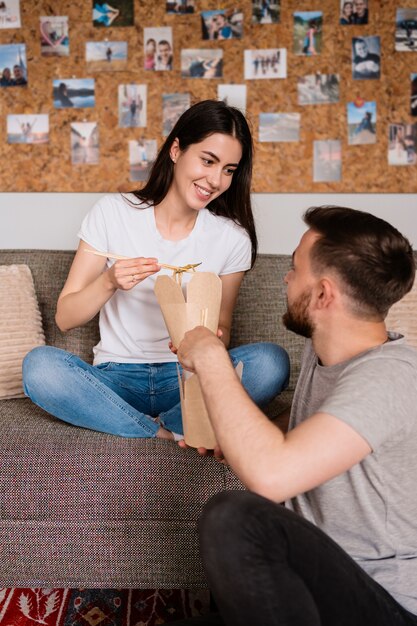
[0,588,210,626]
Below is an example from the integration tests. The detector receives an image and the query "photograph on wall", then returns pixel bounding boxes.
[71,122,99,165]
[181,48,223,78]
[293,11,322,56]
[0,43,27,86]
[395,9,417,51]
[313,140,342,183]
[352,36,380,80]
[411,73,417,116]
[388,123,417,165]
[252,0,280,24]
[92,0,134,27]
[347,100,376,145]
[340,0,368,24]
[53,78,95,108]
[201,9,243,40]
[162,93,190,136]
[86,41,127,70]
[118,84,146,127]
[244,48,286,79]
[259,112,300,142]
[0,0,21,29]
[218,84,247,113]
[129,139,157,182]
[166,0,195,14]
[144,27,173,71]
[7,114,49,144]
[40,17,69,56]
[297,73,339,105]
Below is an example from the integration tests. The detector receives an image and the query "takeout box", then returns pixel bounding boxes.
[155,271,241,449]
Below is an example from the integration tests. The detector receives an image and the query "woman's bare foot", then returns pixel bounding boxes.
[156,425,174,440]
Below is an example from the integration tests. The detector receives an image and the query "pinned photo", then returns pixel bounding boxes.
[218,84,247,114]
[92,0,134,27]
[162,93,190,136]
[252,0,280,24]
[0,0,21,29]
[86,41,127,70]
[53,78,95,108]
[181,49,223,78]
[0,43,27,86]
[347,101,376,145]
[40,16,69,56]
[201,9,243,40]
[259,112,300,142]
[352,36,380,80]
[129,139,157,182]
[347,101,376,146]
[166,0,195,14]
[340,0,368,24]
[395,9,417,51]
[7,114,49,144]
[411,73,417,116]
[293,11,322,56]
[144,27,173,71]
[313,140,342,183]
[388,123,417,165]
[118,84,146,127]
[244,48,286,79]
[297,73,339,105]
[71,122,99,165]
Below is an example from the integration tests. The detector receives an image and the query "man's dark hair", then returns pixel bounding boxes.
[303,205,415,319]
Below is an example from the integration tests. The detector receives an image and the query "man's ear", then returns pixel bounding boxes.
[170,138,180,163]
[314,278,335,310]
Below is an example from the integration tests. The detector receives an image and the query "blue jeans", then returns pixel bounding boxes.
[22,343,289,438]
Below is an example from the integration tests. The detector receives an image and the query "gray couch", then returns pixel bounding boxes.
[0,250,304,589]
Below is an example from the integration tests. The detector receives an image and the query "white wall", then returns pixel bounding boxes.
[1,192,416,254]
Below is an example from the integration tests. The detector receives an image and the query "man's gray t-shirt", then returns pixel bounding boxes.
[286,333,417,614]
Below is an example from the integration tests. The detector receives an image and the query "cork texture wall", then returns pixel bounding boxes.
[0,0,416,192]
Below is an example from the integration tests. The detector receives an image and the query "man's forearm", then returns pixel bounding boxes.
[193,343,286,494]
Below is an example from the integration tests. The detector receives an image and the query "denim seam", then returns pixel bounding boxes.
[68,362,157,436]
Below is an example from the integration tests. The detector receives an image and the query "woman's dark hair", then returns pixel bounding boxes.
[133,99,257,266]
[304,205,416,319]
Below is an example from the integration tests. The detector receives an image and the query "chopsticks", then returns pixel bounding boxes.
[84,249,201,273]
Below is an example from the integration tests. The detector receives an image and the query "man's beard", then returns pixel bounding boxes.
[282,289,315,338]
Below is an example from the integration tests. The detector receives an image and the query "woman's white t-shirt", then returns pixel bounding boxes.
[78,193,252,364]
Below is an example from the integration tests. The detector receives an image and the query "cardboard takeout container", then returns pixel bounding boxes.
[154,272,223,449]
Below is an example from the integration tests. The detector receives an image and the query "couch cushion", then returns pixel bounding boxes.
[386,276,417,349]
[0,264,45,399]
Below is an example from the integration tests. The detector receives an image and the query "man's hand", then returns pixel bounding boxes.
[176,326,225,373]
[178,439,228,464]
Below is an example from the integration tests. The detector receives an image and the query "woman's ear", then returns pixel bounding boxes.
[170,138,180,163]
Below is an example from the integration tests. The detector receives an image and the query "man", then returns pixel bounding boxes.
[13,64,27,85]
[173,206,417,625]
[353,0,368,23]
[155,40,173,70]
[352,37,380,79]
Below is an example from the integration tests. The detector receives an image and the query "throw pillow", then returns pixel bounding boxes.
[385,277,417,349]
[0,264,45,399]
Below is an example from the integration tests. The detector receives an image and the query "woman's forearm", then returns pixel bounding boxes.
[55,272,116,331]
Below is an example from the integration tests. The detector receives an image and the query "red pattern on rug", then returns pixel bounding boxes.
[0,588,210,626]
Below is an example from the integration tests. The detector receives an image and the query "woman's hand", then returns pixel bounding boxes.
[106,257,160,290]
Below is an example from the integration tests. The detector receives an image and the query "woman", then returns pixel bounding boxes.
[23,100,289,442]
[340,1,354,24]
[302,21,317,55]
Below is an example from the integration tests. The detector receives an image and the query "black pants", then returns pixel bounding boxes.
[173,490,417,626]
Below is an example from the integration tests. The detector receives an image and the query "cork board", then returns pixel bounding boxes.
[0,0,416,192]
